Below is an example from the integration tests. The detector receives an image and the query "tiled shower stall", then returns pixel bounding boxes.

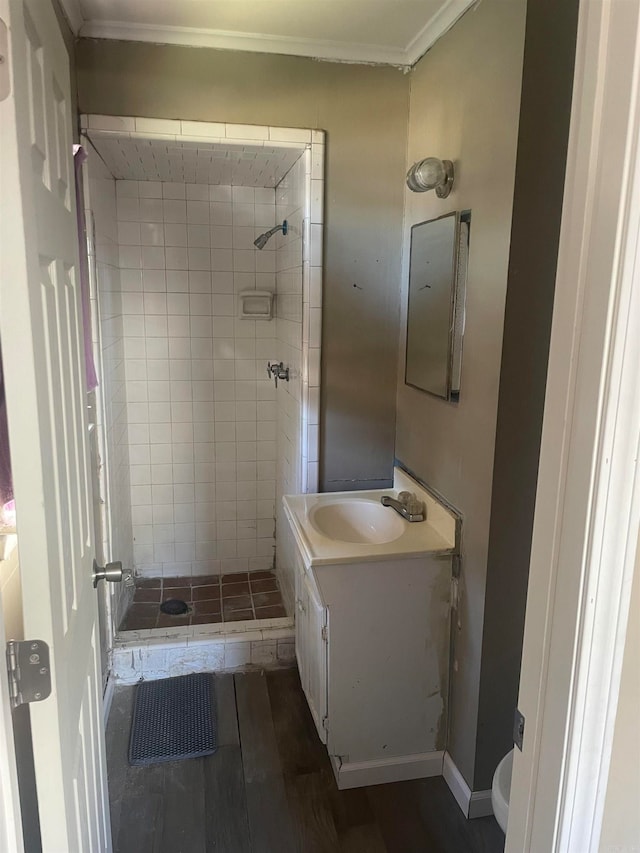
[83,117,323,653]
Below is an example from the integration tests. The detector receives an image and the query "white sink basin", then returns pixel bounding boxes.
[308,499,405,544]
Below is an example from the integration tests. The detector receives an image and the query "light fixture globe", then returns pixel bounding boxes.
[406,157,454,198]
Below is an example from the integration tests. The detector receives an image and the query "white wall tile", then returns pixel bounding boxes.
[143,270,166,292]
[139,198,163,222]
[114,178,281,579]
[163,199,187,223]
[187,201,210,224]
[140,223,164,246]
[188,247,211,270]
[166,270,189,293]
[165,223,188,247]
[136,117,181,135]
[139,181,162,199]
[188,224,210,247]
[181,120,227,138]
[142,246,165,269]
[210,185,232,203]
[118,221,140,246]
[225,124,269,140]
[186,184,209,201]
[268,127,311,144]
[120,246,141,269]
[88,114,135,132]
[117,196,139,222]
[210,203,233,226]
[165,246,188,270]
[116,181,139,199]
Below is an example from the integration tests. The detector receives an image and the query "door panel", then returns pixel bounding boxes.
[0,0,111,849]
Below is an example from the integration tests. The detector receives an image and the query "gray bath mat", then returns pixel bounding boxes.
[129,673,217,765]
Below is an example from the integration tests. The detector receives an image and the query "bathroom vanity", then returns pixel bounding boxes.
[283,468,458,789]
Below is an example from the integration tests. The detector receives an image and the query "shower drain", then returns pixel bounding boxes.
[160,599,189,616]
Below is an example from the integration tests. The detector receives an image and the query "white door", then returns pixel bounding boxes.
[507,1,640,850]
[0,0,112,849]
[0,555,24,853]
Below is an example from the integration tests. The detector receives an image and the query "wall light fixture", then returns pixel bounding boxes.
[406,157,454,198]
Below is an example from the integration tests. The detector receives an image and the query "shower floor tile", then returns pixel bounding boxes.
[119,571,286,631]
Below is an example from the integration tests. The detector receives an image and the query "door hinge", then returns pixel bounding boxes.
[450,576,459,610]
[321,625,328,642]
[322,715,329,732]
[6,640,52,710]
[514,707,525,751]
[0,18,9,102]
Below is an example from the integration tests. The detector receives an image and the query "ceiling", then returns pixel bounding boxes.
[61,0,477,67]
[87,132,304,187]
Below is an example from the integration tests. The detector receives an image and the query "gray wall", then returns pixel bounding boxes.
[395,0,527,787]
[476,0,579,790]
[75,41,410,492]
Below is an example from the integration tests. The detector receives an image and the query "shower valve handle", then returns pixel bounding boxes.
[267,361,290,387]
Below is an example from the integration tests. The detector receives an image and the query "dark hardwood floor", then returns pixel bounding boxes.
[106,668,505,853]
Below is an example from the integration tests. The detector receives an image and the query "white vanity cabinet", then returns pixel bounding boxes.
[293,545,453,790]
[283,467,459,790]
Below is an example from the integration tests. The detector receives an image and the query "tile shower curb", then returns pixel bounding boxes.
[111,619,295,683]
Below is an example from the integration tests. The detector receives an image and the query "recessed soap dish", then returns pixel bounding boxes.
[238,290,273,320]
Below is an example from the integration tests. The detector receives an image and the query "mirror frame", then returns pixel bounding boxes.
[404,210,468,401]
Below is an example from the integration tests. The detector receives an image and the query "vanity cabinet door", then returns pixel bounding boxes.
[295,561,307,690]
[294,564,328,745]
[304,574,328,744]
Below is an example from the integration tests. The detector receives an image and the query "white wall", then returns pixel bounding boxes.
[115,179,278,579]
[274,152,306,610]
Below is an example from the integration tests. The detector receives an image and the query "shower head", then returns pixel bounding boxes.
[253,232,271,250]
[254,220,288,250]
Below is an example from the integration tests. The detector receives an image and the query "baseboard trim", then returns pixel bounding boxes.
[330,751,444,790]
[443,751,494,818]
[469,789,494,819]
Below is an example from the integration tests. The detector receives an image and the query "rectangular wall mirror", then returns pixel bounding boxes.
[405,211,469,401]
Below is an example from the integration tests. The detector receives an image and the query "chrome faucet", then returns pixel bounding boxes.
[381,491,425,522]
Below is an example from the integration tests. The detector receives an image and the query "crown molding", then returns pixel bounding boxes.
[79,20,412,67]
[78,0,478,68]
[57,0,83,35]
[405,0,478,65]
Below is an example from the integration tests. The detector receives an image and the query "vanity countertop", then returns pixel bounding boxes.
[283,467,458,567]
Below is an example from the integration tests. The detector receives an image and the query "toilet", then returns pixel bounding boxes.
[491,749,514,833]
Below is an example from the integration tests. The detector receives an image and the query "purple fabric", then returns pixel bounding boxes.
[73,145,99,393]
[0,350,13,507]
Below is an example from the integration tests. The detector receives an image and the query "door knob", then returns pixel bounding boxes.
[92,559,123,588]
